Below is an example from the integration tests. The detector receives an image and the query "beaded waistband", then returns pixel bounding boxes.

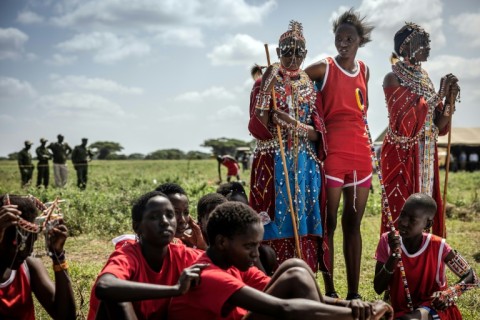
[386,125,438,149]
[255,138,280,153]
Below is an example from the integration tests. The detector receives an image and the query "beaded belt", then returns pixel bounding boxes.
[255,138,280,153]
[386,125,438,149]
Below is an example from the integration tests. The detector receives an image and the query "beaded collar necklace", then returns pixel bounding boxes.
[392,61,439,106]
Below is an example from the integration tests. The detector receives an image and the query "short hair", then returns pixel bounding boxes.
[155,182,186,196]
[206,202,260,245]
[332,8,374,47]
[217,182,248,203]
[403,193,437,217]
[0,195,39,243]
[131,191,169,225]
[197,193,227,221]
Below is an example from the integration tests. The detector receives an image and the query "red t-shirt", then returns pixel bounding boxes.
[0,262,35,320]
[168,252,270,320]
[222,157,239,176]
[375,233,461,319]
[88,242,202,320]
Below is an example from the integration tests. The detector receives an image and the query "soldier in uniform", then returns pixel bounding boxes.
[36,138,52,188]
[48,134,72,188]
[18,140,34,187]
[71,138,93,189]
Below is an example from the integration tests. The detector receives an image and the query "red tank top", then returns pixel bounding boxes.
[0,262,35,320]
[320,57,371,170]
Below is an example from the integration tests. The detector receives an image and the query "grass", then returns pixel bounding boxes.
[0,160,479,319]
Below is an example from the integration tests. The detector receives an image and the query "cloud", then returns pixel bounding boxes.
[17,10,45,24]
[207,105,245,121]
[450,11,480,48]
[355,0,445,49]
[152,27,205,47]
[46,53,78,66]
[50,74,144,94]
[34,92,126,118]
[208,34,274,66]
[0,76,36,98]
[0,28,29,60]
[426,55,480,80]
[57,32,151,64]
[174,86,235,102]
[49,0,276,29]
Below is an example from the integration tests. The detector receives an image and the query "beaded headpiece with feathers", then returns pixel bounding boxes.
[279,20,305,44]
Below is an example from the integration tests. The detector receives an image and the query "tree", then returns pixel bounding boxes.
[146,149,186,160]
[128,153,145,160]
[7,152,19,160]
[186,151,211,160]
[89,141,124,160]
[201,137,251,156]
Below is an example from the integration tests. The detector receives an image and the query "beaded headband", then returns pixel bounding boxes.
[396,22,429,56]
[279,20,305,45]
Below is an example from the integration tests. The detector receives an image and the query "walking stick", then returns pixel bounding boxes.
[355,88,414,312]
[264,44,302,259]
[441,91,456,238]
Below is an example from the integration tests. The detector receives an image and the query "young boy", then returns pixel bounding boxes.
[217,155,241,183]
[169,202,393,320]
[217,181,249,204]
[0,194,76,319]
[374,193,479,319]
[197,192,228,243]
[88,191,207,320]
[156,183,207,249]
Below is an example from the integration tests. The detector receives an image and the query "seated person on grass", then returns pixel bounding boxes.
[156,182,207,249]
[217,181,249,204]
[88,191,207,320]
[197,192,277,276]
[0,194,75,319]
[374,193,479,320]
[169,202,393,320]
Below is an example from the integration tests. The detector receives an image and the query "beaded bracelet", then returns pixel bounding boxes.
[53,261,69,272]
[391,252,401,259]
[382,264,395,275]
[255,91,272,116]
[49,250,65,262]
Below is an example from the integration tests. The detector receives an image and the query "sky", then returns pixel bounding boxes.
[1,0,479,157]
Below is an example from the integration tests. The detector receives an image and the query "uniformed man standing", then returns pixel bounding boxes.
[72,138,93,189]
[36,138,52,188]
[18,140,34,187]
[48,134,72,188]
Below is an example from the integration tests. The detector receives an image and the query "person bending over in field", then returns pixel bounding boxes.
[168,202,393,320]
[88,191,207,320]
[0,194,76,319]
[374,193,479,319]
[155,183,207,250]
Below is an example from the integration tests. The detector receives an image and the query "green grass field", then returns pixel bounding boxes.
[0,160,479,319]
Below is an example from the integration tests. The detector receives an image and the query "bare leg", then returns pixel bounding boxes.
[342,187,369,297]
[323,187,342,296]
[248,258,323,320]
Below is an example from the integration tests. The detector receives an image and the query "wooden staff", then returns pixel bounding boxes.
[442,90,456,238]
[264,44,302,259]
[356,88,414,312]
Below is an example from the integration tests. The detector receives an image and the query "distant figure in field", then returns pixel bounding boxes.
[459,150,467,171]
[36,138,52,188]
[48,134,72,188]
[72,138,94,190]
[217,155,240,182]
[18,140,34,187]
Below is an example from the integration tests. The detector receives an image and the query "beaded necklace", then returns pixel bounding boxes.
[392,61,439,194]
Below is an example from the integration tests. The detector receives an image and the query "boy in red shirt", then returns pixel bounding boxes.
[169,202,393,320]
[217,155,241,182]
[88,191,207,320]
[374,193,479,319]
